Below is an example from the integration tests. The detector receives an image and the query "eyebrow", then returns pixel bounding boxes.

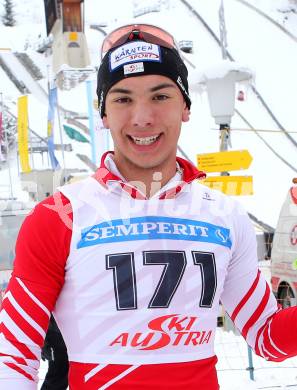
[150,83,176,92]
[108,83,177,95]
[108,88,132,94]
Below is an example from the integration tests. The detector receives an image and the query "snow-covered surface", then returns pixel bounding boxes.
[246,0,297,37]
[1,1,297,388]
[1,0,296,226]
[190,59,254,84]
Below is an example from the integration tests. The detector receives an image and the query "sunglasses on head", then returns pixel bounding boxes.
[100,23,179,59]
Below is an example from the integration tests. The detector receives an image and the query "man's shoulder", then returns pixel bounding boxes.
[24,191,73,233]
[58,175,104,200]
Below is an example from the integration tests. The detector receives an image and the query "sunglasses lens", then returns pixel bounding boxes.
[101,24,177,58]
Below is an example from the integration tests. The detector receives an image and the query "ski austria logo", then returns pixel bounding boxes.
[109,314,212,351]
[109,41,161,71]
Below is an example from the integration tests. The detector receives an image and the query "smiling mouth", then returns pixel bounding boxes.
[128,134,162,146]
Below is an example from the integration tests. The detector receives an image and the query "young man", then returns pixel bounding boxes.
[1,23,297,390]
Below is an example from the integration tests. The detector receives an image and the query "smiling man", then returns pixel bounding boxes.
[97,31,192,197]
[102,75,189,194]
[1,23,297,390]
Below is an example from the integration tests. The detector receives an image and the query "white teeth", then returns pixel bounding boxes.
[130,135,159,145]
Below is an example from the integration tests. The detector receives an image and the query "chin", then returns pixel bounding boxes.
[135,158,164,169]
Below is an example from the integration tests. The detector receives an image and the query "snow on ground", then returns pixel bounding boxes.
[216,329,297,390]
[247,0,297,37]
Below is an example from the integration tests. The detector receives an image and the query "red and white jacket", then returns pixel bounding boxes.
[0,152,297,390]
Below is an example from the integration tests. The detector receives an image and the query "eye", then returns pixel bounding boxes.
[153,94,169,101]
[113,96,131,104]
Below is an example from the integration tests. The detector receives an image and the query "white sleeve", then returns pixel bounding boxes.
[0,379,37,390]
[221,207,278,351]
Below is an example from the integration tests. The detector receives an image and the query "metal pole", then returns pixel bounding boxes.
[46,65,51,171]
[27,104,35,170]
[219,0,228,60]
[55,89,66,179]
[219,123,231,176]
[246,345,255,381]
[218,0,231,176]
[16,146,20,177]
[1,93,13,199]
[46,65,50,93]
[0,94,3,165]
[86,80,97,164]
[219,123,230,152]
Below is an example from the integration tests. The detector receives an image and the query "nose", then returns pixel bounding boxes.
[131,101,154,128]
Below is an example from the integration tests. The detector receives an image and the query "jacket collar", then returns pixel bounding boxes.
[93,151,206,200]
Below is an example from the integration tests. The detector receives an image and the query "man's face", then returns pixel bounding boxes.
[103,74,190,177]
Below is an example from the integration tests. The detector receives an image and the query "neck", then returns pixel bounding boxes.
[113,157,178,198]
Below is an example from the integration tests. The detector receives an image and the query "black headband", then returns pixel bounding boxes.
[97,40,191,118]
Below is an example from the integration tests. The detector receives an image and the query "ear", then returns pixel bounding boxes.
[182,106,191,123]
[102,115,109,129]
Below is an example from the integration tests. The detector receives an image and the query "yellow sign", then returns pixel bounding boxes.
[69,32,78,41]
[17,95,31,173]
[201,176,253,196]
[93,98,98,110]
[197,150,252,173]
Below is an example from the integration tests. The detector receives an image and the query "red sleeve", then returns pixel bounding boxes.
[255,306,297,361]
[13,192,73,310]
[0,192,72,385]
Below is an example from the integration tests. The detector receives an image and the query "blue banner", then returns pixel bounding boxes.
[47,87,60,170]
[86,80,97,164]
[77,216,232,249]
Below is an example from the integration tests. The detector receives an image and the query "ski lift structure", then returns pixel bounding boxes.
[43,0,94,90]
[178,40,193,54]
